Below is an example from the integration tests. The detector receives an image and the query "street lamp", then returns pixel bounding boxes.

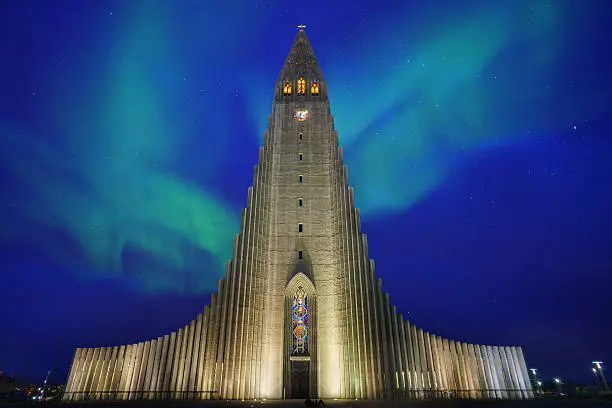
[593,361,611,393]
[530,369,542,395]
[553,377,563,395]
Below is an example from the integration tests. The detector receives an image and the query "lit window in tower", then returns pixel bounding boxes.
[283,82,292,95]
[311,82,319,96]
[297,77,306,95]
[292,287,309,355]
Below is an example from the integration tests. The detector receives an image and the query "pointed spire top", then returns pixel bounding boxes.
[274,28,327,101]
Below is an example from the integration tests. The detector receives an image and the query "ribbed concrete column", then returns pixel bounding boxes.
[170,329,182,397]
[484,345,497,399]
[437,337,449,392]
[424,333,436,391]
[128,343,141,399]
[72,348,86,400]
[376,281,392,399]
[442,339,455,392]
[432,336,444,393]
[88,347,102,397]
[110,346,124,395]
[390,308,403,390]
[369,263,383,398]
[177,325,190,397]
[183,320,195,397]
[410,325,422,397]
[189,314,202,397]
[85,348,101,396]
[397,316,408,392]
[475,345,491,398]
[64,348,80,399]
[197,308,210,397]
[500,347,518,399]
[509,347,528,399]
[417,328,430,394]
[453,342,467,398]
[468,344,482,398]
[460,343,474,398]
[140,342,151,397]
[118,345,132,399]
[156,335,169,398]
[404,321,415,395]
[383,294,396,397]
[486,346,499,399]
[516,347,534,398]
[144,340,156,399]
[163,332,177,398]
[150,338,163,399]
[99,347,113,398]
[492,346,507,399]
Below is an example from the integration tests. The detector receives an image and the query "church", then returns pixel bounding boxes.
[63,29,534,401]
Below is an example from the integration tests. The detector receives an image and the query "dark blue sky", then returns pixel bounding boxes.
[1,0,611,386]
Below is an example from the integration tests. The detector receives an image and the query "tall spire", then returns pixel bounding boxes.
[275,28,327,101]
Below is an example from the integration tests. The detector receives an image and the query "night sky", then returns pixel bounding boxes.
[1,0,611,386]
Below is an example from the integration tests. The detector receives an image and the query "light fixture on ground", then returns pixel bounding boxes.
[530,368,542,395]
[593,361,611,392]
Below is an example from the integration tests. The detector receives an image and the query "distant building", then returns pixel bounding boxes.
[63,28,534,401]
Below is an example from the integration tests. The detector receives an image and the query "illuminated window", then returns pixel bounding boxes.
[292,287,309,355]
[298,175,303,183]
[298,198,303,207]
[299,153,303,161]
[283,82,292,95]
[311,82,319,96]
[298,223,303,233]
[297,77,305,95]
[298,250,303,259]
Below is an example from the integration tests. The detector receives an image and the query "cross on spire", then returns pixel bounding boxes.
[298,24,306,31]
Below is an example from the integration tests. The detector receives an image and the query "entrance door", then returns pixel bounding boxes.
[291,361,309,398]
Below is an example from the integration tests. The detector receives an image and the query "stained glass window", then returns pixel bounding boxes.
[283,82,292,95]
[292,287,309,355]
[297,77,306,95]
[311,82,319,96]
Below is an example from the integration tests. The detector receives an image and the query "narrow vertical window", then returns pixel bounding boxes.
[283,82,292,95]
[298,223,303,233]
[311,82,319,96]
[292,287,309,355]
[298,198,303,207]
[298,250,303,259]
[297,77,305,95]
[299,133,303,141]
[299,153,303,161]
[298,175,303,183]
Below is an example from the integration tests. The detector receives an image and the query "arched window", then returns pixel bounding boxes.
[297,77,306,95]
[292,287,309,355]
[283,82,292,95]
[311,82,319,96]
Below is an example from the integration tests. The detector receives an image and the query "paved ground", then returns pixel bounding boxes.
[2,399,610,408]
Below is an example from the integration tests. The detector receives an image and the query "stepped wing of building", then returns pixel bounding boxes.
[63,30,534,401]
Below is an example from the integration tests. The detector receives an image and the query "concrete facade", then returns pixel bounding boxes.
[63,30,534,401]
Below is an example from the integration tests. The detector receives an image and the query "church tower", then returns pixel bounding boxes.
[62,29,535,401]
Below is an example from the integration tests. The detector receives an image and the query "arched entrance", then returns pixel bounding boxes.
[284,272,316,399]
